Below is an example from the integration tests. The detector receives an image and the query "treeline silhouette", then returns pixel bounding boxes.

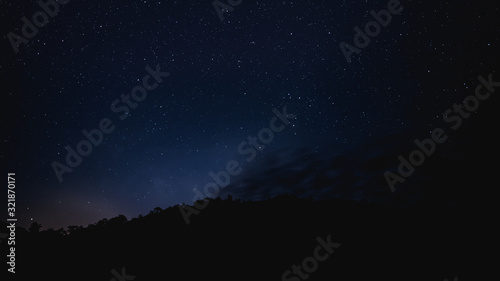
[2,194,476,281]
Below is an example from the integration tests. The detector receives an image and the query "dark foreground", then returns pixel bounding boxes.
[2,194,490,281]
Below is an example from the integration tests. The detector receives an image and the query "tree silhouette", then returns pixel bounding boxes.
[67,225,82,235]
[96,218,109,228]
[109,214,127,225]
[56,228,67,236]
[28,221,42,233]
[149,207,163,215]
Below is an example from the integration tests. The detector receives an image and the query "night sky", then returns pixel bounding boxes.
[1,0,498,229]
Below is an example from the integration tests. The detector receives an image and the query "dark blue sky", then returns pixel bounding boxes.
[1,0,498,229]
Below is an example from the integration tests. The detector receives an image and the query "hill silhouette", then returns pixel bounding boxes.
[2,194,480,281]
